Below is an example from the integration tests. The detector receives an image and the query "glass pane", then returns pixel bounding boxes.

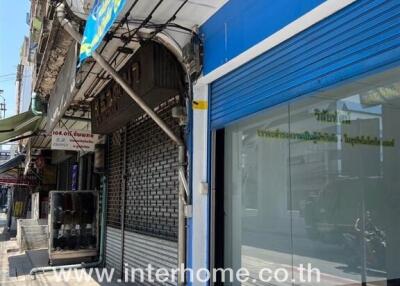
[289,95,365,285]
[224,104,292,285]
[289,71,400,285]
[223,67,400,286]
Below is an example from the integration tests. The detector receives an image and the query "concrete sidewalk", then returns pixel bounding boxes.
[0,213,122,286]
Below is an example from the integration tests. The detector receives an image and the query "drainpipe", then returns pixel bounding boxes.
[30,174,108,277]
[30,4,190,285]
[178,145,187,284]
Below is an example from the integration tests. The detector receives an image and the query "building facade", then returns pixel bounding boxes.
[3,0,400,285]
[13,0,225,284]
[191,0,400,285]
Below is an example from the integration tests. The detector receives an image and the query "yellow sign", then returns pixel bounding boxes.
[193,100,208,110]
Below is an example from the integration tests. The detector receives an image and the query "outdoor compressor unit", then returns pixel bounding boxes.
[48,191,98,265]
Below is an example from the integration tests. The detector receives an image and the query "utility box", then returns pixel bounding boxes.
[48,191,98,265]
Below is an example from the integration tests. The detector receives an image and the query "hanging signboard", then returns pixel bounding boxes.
[51,128,99,152]
[80,0,126,62]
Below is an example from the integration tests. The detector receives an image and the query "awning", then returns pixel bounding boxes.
[0,111,43,144]
[0,154,25,174]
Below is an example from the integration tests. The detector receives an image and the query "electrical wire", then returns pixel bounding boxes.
[148,0,189,41]
[115,22,197,37]
[83,0,165,98]
[78,0,141,96]
[78,0,196,101]
[0,73,17,78]
[0,75,31,83]
[120,0,164,38]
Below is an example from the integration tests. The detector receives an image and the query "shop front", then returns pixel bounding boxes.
[190,0,400,285]
[90,41,187,283]
[216,67,400,285]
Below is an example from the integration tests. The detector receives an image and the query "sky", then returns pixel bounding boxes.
[0,1,30,118]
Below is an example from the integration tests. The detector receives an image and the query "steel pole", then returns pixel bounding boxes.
[178,145,186,285]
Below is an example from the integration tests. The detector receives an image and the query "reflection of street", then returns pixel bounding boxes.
[241,223,385,286]
[242,246,359,286]
[242,250,292,286]
[243,245,359,286]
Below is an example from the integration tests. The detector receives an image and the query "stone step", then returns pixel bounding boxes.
[22,227,48,233]
[20,224,48,229]
[17,219,47,227]
[21,230,48,235]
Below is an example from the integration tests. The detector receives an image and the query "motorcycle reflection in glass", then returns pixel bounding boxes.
[342,211,386,271]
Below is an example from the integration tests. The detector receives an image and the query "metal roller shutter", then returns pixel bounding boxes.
[210,0,400,128]
[105,227,123,276]
[124,96,180,241]
[123,231,178,285]
[105,96,181,283]
[122,97,180,285]
[106,130,124,228]
[105,130,124,275]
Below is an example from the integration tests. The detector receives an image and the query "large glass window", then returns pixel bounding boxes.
[223,67,400,285]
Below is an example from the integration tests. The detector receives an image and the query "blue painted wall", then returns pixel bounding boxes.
[201,0,325,74]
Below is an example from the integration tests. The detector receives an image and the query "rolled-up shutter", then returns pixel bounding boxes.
[210,0,400,128]
[105,227,123,276]
[123,231,178,285]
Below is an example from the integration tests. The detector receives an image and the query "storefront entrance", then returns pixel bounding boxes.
[86,39,186,284]
[214,67,400,285]
[105,96,181,282]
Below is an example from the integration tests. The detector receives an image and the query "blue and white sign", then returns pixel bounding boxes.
[80,0,126,62]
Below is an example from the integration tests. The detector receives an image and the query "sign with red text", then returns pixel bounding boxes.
[51,128,98,151]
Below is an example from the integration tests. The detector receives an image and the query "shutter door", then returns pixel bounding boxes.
[210,0,400,128]
[105,96,180,283]
[105,130,124,275]
[122,96,180,284]
[105,227,122,276]
[124,96,180,240]
[123,231,178,285]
